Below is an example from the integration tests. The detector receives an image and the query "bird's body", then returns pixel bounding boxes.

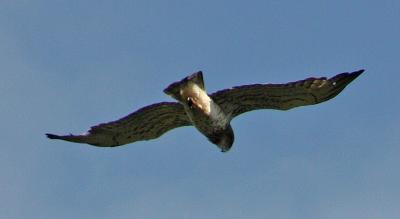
[164,72,234,151]
[47,69,363,152]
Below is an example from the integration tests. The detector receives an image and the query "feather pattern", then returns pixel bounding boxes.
[46,102,191,147]
[211,70,364,118]
[47,69,363,150]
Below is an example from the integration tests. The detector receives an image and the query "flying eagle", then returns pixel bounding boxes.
[46,69,363,152]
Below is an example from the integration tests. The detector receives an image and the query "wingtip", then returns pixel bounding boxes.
[344,69,364,83]
[46,133,61,139]
[351,69,365,78]
[332,69,364,82]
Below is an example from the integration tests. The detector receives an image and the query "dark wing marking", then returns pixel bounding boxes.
[46,102,191,147]
[211,70,364,118]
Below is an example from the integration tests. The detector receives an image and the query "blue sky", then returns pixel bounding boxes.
[1,0,399,218]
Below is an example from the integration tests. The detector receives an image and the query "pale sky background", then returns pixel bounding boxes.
[1,1,399,218]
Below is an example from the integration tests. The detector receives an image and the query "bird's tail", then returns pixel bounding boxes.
[164,71,205,101]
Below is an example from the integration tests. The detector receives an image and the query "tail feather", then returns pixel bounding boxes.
[164,71,204,100]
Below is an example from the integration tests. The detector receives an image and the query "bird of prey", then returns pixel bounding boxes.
[46,69,363,152]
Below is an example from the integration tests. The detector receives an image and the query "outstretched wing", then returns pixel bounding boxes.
[211,70,364,118]
[46,102,191,147]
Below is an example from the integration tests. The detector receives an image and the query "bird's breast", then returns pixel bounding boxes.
[180,82,212,115]
[180,84,229,135]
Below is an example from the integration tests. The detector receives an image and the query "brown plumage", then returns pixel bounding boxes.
[47,69,363,152]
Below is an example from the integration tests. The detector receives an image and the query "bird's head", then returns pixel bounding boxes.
[207,125,235,152]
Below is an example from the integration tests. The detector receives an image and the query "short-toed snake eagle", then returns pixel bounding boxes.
[47,69,363,152]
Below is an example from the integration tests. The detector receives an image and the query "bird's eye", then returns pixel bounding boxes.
[187,97,194,108]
